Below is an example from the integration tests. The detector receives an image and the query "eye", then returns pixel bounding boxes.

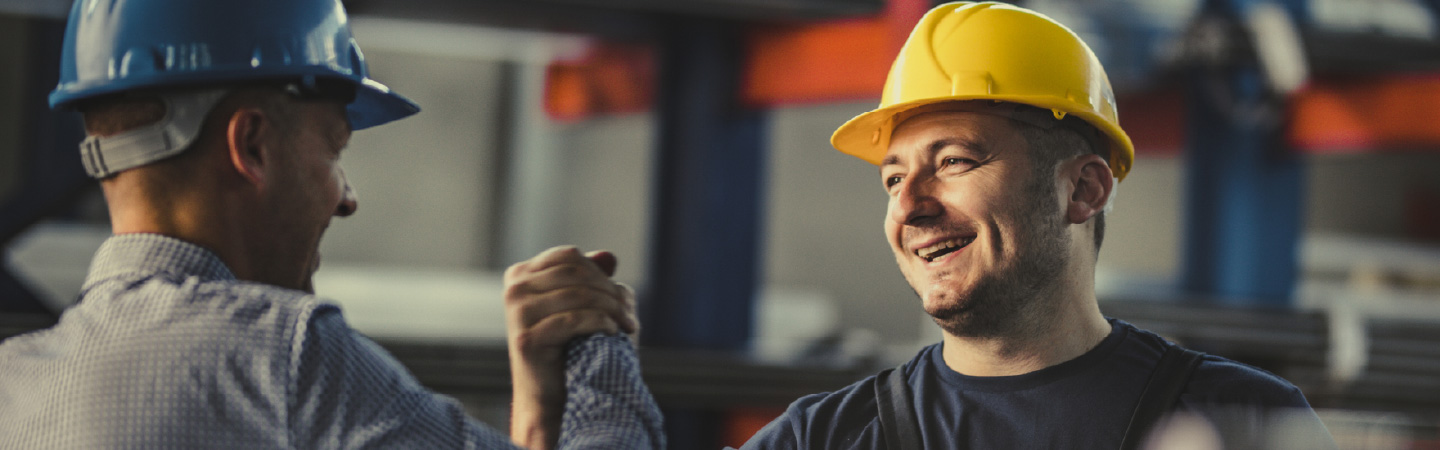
[884,175,903,190]
[939,156,978,171]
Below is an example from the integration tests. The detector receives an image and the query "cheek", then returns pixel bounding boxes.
[326,166,345,199]
[882,205,903,249]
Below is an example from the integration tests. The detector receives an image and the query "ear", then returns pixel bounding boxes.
[225,107,271,188]
[1065,154,1114,225]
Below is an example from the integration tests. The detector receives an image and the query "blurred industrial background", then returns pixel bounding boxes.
[3,0,1440,448]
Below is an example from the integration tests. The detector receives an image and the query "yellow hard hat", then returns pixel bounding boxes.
[831,1,1135,181]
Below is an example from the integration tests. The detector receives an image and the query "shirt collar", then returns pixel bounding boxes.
[82,233,236,288]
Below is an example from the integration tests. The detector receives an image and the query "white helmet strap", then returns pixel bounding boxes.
[79,89,229,179]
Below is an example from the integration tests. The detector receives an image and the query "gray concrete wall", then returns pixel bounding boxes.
[552,114,655,286]
[764,101,929,344]
[317,50,503,269]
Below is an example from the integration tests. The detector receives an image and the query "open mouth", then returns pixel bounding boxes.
[915,237,975,262]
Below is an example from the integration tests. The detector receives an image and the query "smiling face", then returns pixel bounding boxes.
[880,111,1071,338]
[261,99,356,293]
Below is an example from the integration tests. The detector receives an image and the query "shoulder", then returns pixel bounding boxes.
[171,279,334,342]
[743,378,880,450]
[1180,351,1332,447]
[789,344,943,426]
[1120,321,1309,408]
[1186,354,1310,408]
[744,345,940,450]
[83,277,338,370]
[1116,322,1335,447]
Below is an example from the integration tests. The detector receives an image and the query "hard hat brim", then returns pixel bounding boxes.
[349,78,420,130]
[50,69,419,131]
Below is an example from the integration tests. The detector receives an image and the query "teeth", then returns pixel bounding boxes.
[915,237,974,262]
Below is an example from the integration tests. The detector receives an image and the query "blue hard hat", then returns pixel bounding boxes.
[49,0,419,130]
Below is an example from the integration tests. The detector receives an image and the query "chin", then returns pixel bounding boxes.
[918,277,1019,338]
[918,272,973,303]
[921,289,968,316]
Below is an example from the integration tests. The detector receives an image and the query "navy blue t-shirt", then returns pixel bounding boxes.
[740,319,1335,450]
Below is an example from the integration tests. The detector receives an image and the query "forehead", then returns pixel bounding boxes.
[296,101,352,143]
[884,111,1024,159]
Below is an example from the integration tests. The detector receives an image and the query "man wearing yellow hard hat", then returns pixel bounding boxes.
[739,2,1336,448]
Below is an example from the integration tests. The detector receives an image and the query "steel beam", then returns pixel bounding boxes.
[641,17,768,449]
[642,19,765,352]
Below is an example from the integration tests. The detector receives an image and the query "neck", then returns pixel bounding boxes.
[939,285,1111,377]
[103,171,258,282]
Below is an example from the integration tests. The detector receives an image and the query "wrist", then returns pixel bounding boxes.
[509,364,565,449]
[509,413,555,450]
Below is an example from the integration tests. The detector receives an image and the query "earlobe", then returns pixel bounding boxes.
[1066,155,1114,224]
[226,108,267,188]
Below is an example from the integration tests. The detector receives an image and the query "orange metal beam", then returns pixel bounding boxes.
[1289,74,1440,153]
[740,0,926,107]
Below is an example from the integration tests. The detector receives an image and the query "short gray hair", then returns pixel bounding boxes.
[1014,119,1111,254]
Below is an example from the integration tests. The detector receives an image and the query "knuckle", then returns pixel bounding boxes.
[553,262,587,279]
[502,282,530,302]
[503,262,525,279]
[554,285,599,302]
[616,282,635,295]
[511,329,543,351]
[543,245,581,263]
[557,311,586,328]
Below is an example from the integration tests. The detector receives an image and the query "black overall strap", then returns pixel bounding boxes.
[1119,346,1205,450]
[874,364,923,450]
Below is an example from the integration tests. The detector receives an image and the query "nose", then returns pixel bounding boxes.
[889,176,941,225]
[335,168,358,217]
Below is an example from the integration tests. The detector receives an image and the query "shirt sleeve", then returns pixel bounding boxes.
[288,307,521,449]
[734,409,800,450]
[557,333,667,449]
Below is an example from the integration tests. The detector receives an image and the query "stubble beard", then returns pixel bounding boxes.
[920,169,1071,339]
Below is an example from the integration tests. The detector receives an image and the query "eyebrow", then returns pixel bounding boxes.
[880,137,986,167]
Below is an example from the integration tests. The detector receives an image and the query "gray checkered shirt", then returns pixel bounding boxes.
[0,233,663,449]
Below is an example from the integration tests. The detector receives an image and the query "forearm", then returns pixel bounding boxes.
[510,348,565,449]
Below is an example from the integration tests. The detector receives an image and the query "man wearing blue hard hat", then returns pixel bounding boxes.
[0,0,662,448]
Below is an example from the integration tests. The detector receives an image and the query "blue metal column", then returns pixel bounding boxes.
[1181,0,1307,307]
[1,18,89,315]
[642,18,766,351]
[641,16,767,450]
